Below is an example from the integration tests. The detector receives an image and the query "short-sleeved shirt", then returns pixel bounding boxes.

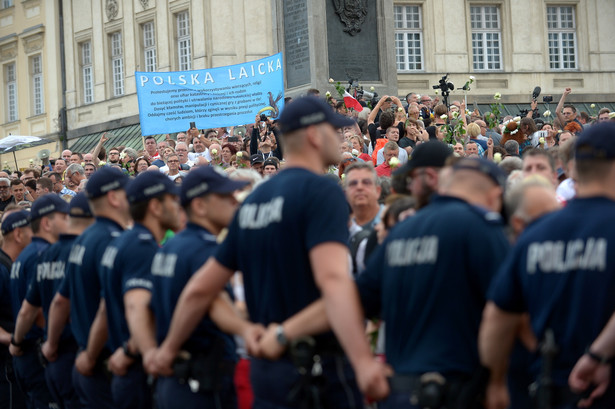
[26,234,79,342]
[0,249,14,354]
[357,195,509,375]
[151,222,235,358]
[488,196,615,386]
[59,217,123,348]
[99,223,158,351]
[215,168,349,326]
[9,237,51,341]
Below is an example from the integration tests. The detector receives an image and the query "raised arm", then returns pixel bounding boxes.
[555,88,571,125]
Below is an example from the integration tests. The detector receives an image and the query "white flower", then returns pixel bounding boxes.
[29,159,34,163]
[341,173,346,180]
[440,114,448,120]
[609,112,615,119]
[398,107,404,112]
[370,86,375,91]
[452,111,459,119]
[513,116,521,123]
[493,152,502,164]
[389,157,400,168]
[351,149,359,157]
[119,152,126,160]
[494,92,501,100]
[510,129,518,135]
[469,75,475,82]
[211,149,218,156]
[236,151,243,158]
[435,90,439,95]
[325,91,331,97]
[543,110,551,117]
[328,78,334,83]
[539,137,545,145]
[591,104,596,108]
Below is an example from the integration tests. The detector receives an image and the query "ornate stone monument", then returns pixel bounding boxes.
[277,0,397,97]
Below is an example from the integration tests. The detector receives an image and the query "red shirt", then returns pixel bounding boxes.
[376,162,392,177]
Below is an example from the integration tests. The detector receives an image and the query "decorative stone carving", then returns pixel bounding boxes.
[106,0,119,20]
[22,33,44,53]
[139,0,149,9]
[0,41,17,62]
[331,0,367,36]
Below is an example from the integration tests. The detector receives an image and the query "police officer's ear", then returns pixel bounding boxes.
[509,214,526,238]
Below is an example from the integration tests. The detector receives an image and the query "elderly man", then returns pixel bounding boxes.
[61,150,72,162]
[0,178,15,211]
[376,142,400,177]
[65,164,86,193]
[175,142,193,169]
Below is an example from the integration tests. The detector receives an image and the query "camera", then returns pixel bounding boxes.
[543,96,553,103]
[433,74,454,94]
[260,114,268,122]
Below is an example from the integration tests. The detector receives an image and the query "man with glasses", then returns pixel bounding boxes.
[344,162,383,275]
[0,178,15,211]
[108,148,121,165]
[174,142,193,169]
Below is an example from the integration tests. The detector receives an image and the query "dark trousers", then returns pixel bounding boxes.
[110,364,151,409]
[12,350,56,409]
[250,355,364,409]
[155,373,236,409]
[0,352,27,409]
[45,346,80,409]
[71,365,114,409]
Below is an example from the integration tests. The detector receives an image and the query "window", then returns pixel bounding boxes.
[176,11,191,70]
[31,55,44,115]
[81,41,94,104]
[142,21,157,72]
[1,0,13,9]
[394,5,423,71]
[5,63,17,122]
[470,6,502,70]
[547,6,577,70]
[110,32,124,96]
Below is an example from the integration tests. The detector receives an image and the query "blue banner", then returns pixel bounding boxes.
[136,53,284,135]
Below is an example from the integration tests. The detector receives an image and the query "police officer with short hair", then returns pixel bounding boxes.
[11,192,94,409]
[80,171,180,409]
[148,166,253,409]
[481,123,615,409]
[43,167,131,409]
[149,96,390,408]
[355,158,510,409]
[9,195,69,408]
[0,210,31,409]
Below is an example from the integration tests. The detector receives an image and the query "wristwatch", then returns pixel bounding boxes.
[10,335,22,347]
[586,348,614,365]
[122,341,140,360]
[275,325,288,347]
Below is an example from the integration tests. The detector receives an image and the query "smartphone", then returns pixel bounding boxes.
[189,121,196,129]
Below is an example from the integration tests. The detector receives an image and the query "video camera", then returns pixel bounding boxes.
[433,74,454,95]
[346,79,378,107]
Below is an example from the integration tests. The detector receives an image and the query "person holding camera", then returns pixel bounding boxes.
[250,115,283,162]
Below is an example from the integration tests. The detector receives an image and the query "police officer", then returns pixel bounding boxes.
[9,195,69,408]
[43,167,130,409]
[149,96,390,407]
[11,193,94,409]
[480,123,615,409]
[350,157,509,409]
[0,210,31,409]
[148,166,254,409]
[83,171,180,409]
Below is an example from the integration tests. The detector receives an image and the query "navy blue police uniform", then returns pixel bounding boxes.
[57,168,129,408]
[25,192,93,409]
[488,125,615,409]
[10,196,69,409]
[0,211,30,409]
[215,167,364,409]
[150,166,247,409]
[357,162,509,409]
[98,171,179,409]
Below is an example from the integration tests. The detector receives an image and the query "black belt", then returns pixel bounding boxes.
[388,373,474,409]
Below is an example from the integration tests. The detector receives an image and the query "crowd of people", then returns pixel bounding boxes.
[0,86,614,409]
